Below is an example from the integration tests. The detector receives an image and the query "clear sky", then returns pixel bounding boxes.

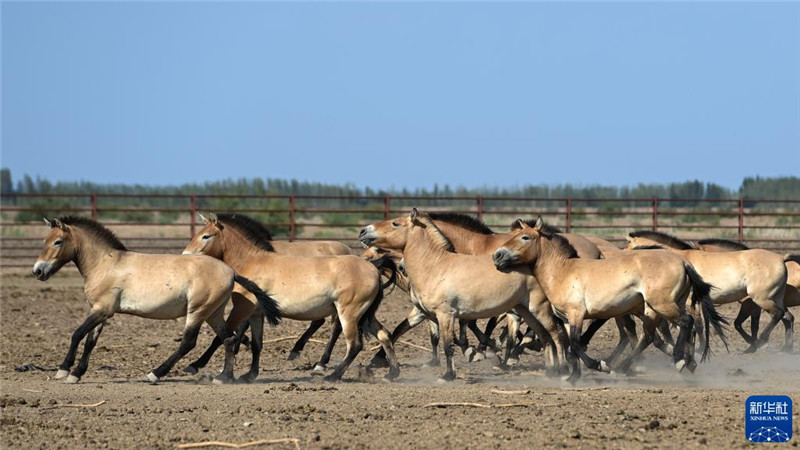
[2,2,798,191]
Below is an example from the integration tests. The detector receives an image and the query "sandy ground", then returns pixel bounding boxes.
[1,269,798,449]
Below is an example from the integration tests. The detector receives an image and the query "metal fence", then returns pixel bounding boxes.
[2,193,799,268]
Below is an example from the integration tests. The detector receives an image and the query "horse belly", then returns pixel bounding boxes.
[584,290,641,319]
[119,291,187,319]
[277,294,336,321]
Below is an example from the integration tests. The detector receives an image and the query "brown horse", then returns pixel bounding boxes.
[32,216,281,384]
[360,209,571,381]
[696,239,798,351]
[182,213,400,382]
[493,217,728,382]
[625,231,789,352]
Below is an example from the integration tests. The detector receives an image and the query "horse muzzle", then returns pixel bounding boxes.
[32,261,53,281]
[492,249,514,270]
[358,225,378,247]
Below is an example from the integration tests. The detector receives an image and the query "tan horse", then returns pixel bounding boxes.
[696,239,798,351]
[182,213,400,382]
[360,209,570,381]
[493,218,728,382]
[625,231,788,352]
[32,216,281,384]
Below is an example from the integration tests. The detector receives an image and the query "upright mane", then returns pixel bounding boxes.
[415,213,455,252]
[428,212,495,235]
[546,233,578,259]
[628,230,694,250]
[215,213,275,252]
[517,219,563,234]
[57,215,127,251]
[698,238,749,251]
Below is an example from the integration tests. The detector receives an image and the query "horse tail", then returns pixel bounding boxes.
[784,254,800,265]
[366,254,398,290]
[234,273,283,326]
[684,262,728,361]
[359,259,396,334]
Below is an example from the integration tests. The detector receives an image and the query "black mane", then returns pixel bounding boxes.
[631,245,666,251]
[517,219,563,234]
[548,233,578,259]
[57,215,127,251]
[698,238,749,251]
[628,230,694,250]
[428,212,495,235]
[215,213,275,252]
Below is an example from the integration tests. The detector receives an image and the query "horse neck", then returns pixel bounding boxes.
[433,222,499,254]
[72,229,124,280]
[532,237,572,291]
[220,229,273,272]
[403,226,450,275]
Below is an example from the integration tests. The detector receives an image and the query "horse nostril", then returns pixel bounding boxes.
[33,268,42,276]
[359,228,366,237]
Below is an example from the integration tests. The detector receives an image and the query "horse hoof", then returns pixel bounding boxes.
[675,360,686,373]
[687,360,697,373]
[323,374,340,383]
[146,372,160,384]
[237,373,257,383]
[422,359,440,368]
[287,351,300,361]
[64,374,80,384]
[743,345,758,354]
[436,377,454,384]
[485,349,497,359]
[599,360,611,373]
[369,357,390,369]
[464,347,476,361]
[473,352,487,362]
[212,375,233,385]
[183,365,199,375]
[506,357,519,367]
[54,369,69,380]
[312,364,327,372]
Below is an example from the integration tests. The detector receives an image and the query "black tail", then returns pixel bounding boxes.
[785,254,800,265]
[366,254,398,291]
[358,261,396,334]
[684,262,729,361]
[234,273,282,326]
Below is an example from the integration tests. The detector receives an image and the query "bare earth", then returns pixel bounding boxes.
[1,270,798,449]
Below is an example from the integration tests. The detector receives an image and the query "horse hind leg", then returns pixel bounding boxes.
[614,312,657,375]
[148,319,203,383]
[434,311,457,383]
[780,309,794,352]
[363,318,400,381]
[748,289,787,353]
[204,308,238,384]
[324,316,362,382]
[424,318,442,368]
[238,313,264,383]
[733,299,759,345]
[314,316,342,372]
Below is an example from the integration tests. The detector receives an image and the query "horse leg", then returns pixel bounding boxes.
[456,319,471,356]
[747,291,786,353]
[498,312,521,369]
[148,318,203,383]
[478,316,500,355]
[780,309,794,352]
[184,291,253,374]
[434,311,457,382]
[614,312,657,375]
[733,299,758,345]
[65,321,105,383]
[314,316,342,371]
[603,317,632,365]
[324,315,362,382]
[288,318,326,361]
[364,318,400,381]
[513,305,561,376]
[206,307,238,384]
[671,314,695,372]
[424,318,442,367]
[464,320,488,362]
[526,298,569,375]
[371,306,425,367]
[579,318,608,349]
[652,316,675,357]
[55,311,108,381]
[232,320,250,354]
[238,313,264,383]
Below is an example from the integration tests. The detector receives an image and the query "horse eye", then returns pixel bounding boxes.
[53,239,63,246]
[391,222,399,227]
[202,234,212,240]
[521,235,531,241]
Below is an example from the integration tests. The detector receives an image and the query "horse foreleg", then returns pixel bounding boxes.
[364,318,400,381]
[434,311,457,382]
[614,314,656,375]
[205,308,238,384]
[184,336,223,374]
[371,306,426,367]
[498,312,521,369]
[579,318,608,349]
[56,311,108,381]
[66,321,106,383]
[288,318,326,361]
[238,313,264,383]
[478,316,500,353]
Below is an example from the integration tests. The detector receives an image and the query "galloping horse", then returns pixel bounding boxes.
[696,238,799,351]
[33,216,282,384]
[625,231,788,352]
[493,218,728,382]
[360,209,570,381]
[182,213,400,382]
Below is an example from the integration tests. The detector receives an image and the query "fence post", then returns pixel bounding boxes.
[90,194,98,220]
[652,197,659,231]
[566,198,572,232]
[477,196,483,221]
[738,198,744,243]
[189,195,197,238]
[383,195,390,220]
[289,195,296,242]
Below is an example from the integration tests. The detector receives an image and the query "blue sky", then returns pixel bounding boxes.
[2,2,798,191]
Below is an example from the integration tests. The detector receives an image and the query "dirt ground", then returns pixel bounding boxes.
[1,269,798,449]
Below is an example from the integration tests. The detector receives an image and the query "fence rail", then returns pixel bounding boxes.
[2,193,798,268]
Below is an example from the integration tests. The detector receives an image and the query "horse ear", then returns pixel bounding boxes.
[208,213,220,226]
[625,234,633,243]
[410,208,419,221]
[511,219,527,230]
[198,212,209,225]
[53,218,67,231]
[533,216,544,231]
[43,218,53,228]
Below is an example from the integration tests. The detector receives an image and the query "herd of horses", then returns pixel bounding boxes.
[31,209,799,384]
